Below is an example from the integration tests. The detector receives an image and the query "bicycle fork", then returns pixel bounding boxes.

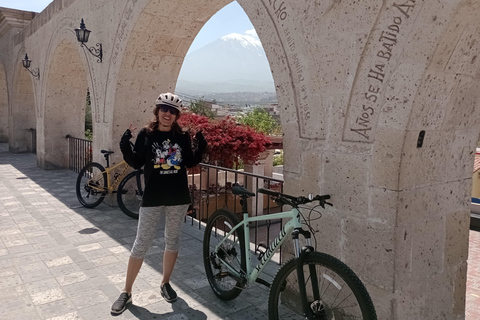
[292,228,322,319]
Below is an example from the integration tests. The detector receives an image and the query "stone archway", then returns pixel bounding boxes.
[40,38,88,169]
[9,58,35,152]
[107,0,231,158]
[2,0,480,318]
[0,61,8,142]
[104,2,479,318]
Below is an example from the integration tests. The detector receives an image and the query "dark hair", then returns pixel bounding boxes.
[145,105,183,134]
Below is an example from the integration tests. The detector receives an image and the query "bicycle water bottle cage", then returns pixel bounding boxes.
[256,243,268,260]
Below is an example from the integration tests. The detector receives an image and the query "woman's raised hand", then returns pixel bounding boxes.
[128,123,137,138]
[122,123,137,142]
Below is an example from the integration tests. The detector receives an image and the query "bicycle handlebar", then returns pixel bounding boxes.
[257,188,332,208]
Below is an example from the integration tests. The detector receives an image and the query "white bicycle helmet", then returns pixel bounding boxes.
[155,92,183,112]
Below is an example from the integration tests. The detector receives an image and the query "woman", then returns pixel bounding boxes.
[111,92,207,314]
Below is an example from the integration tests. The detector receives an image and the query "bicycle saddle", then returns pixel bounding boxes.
[232,185,255,197]
[101,150,114,155]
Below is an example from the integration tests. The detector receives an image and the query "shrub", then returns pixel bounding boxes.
[179,113,271,168]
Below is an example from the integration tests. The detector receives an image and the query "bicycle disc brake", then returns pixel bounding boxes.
[310,300,329,319]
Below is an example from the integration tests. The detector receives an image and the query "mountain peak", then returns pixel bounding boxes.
[221,33,262,49]
[177,31,275,94]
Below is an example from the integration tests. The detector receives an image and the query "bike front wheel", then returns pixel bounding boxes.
[76,162,107,208]
[203,209,246,301]
[117,170,144,219]
[268,252,377,320]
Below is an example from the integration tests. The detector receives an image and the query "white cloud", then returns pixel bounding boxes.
[245,29,258,38]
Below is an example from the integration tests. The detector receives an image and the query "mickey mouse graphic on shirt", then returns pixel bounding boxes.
[152,140,182,172]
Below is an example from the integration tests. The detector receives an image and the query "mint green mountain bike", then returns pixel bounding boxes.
[203,186,377,319]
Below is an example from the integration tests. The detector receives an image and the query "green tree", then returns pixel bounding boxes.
[85,89,93,140]
[237,108,281,135]
[273,150,283,166]
[190,99,216,119]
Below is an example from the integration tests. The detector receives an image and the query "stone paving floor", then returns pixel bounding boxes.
[466,229,480,320]
[0,144,278,320]
[2,143,480,320]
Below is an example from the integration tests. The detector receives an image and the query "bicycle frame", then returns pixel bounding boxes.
[105,161,131,192]
[87,161,130,194]
[215,207,307,286]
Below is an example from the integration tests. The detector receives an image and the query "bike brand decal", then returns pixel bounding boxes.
[255,224,288,272]
[111,163,130,189]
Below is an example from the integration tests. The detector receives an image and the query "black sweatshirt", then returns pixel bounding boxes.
[119,128,206,207]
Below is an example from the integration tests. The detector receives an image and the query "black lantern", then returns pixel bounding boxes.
[22,53,40,80]
[75,18,102,63]
[75,18,91,43]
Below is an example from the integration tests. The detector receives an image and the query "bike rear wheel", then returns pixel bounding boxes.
[268,251,377,320]
[117,170,144,219]
[203,209,246,301]
[76,162,107,208]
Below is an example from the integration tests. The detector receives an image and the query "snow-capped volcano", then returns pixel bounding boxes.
[177,30,275,94]
[221,33,262,49]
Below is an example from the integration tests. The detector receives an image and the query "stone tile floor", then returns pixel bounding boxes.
[0,144,278,319]
[467,229,480,320]
[1,142,480,319]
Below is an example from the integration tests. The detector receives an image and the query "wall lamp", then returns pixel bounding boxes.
[75,18,102,63]
[22,54,40,80]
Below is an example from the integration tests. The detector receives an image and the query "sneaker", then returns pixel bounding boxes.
[161,283,177,302]
[111,292,132,314]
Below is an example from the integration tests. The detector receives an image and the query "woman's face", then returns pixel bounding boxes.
[157,105,179,131]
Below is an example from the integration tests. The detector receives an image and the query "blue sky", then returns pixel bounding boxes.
[0,0,254,53]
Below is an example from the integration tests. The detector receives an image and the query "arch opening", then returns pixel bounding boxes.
[42,38,88,168]
[176,1,276,106]
[10,60,35,152]
[110,0,284,156]
[110,0,236,151]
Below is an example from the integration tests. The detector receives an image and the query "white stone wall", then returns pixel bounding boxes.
[1,0,480,318]
[0,62,8,142]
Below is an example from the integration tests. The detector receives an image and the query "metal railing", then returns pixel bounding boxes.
[187,163,285,262]
[28,128,37,154]
[66,135,92,173]
[65,140,285,262]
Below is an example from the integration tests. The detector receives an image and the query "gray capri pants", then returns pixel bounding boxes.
[130,204,189,259]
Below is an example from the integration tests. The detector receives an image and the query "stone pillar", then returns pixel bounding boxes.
[0,63,8,143]
[244,154,272,216]
[244,159,264,216]
[263,149,275,178]
[240,1,480,318]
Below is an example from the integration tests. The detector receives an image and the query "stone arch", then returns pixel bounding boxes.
[0,59,8,142]
[253,2,480,319]
[382,6,480,315]
[9,50,36,153]
[3,0,475,317]
[41,37,88,168]
[107,0,235,154]
[36,17,98,168]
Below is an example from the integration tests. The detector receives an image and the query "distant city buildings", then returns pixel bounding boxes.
[179,93,279,121]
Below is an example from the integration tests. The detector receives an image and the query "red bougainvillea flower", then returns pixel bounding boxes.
[179,113,271,168]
